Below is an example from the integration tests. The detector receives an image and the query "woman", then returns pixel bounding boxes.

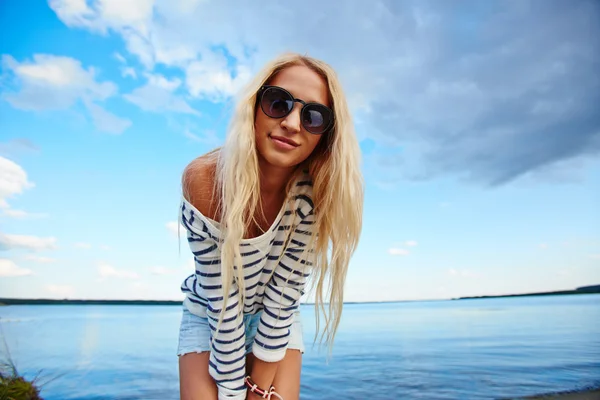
[177,52,363,400]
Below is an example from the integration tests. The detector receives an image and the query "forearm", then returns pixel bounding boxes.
[247,358,279,399]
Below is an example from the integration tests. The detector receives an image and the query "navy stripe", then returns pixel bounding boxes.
[241,249,260,257]
[272,273,303,286]
[212,331,245,345]
[295,194,314,209]
[245,280,260,292]
[193,243,218,256]
[195,257,221,266]
[285,252,310,264]
[195,269,220,278]
[263,292,298,312]
[209,360,246,376]
[186,296,208,307]
[263,306,293,321]
[211,342,245,356]
[207,313,238,324]
[213,352,246,366]
[207,300,239,314]
[206,289,239,302]
[291,239,306,247]
[180,213,197,234]
[254,337,288,350]
[243,257,263,269]
[294,228,311,236]
[278,261,310,277]
[258,318,293,331]
[214,376,246,387]
[267,285,296,303]
[245,267,263,280]
[257,326,290,340]
[209,320,244,334]
[199,282,222,290]
[296,180,313,187]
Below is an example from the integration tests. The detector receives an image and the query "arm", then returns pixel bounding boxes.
[249,195,315,390]
[205,277,248,400]
[181,159,248,400]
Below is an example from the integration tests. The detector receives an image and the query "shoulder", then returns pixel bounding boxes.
[182,150,220,221]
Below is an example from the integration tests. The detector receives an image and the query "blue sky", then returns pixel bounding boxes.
[1,0,599,302]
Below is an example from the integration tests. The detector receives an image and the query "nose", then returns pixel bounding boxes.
[280,103,302,134]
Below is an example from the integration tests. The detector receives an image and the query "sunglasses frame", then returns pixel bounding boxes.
[257,85,334,135]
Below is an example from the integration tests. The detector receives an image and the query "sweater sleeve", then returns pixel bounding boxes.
[180,200,247,400]
[252,192,315,362]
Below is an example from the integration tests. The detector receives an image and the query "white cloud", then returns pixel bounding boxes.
[166,221,181,236]
[183,128,221,146]
[388,248,409,256]
[49,0,154,34]
[0,259,33,277]
[100,245,111,251]
[0,156,34,209]
[2,54,129,134]
[24,255,57,263]
[124,73,199,115]
[2,54,115,108]
[185,56,251,101]
[151,266,174,275]
[121,67,137,79]
[74,242,92,249]
[448,269,478,278]
[590,254,600,260]
[2,209,48,219]
[98,262,139,280]
[85,101,132,134]
[405,240,418,247]
[113,52,127,64]
[49,0,156,67]
[47,1,600,185]
[0,139,40,157]
[0,233,57,252]
[46,284,75,298]
[539,243,548,249]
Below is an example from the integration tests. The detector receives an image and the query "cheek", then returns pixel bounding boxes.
[305,134,323,154]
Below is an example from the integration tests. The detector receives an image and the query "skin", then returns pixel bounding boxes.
[179,65,330,400]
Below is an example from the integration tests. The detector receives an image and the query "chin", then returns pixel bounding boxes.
[261,150,303,169]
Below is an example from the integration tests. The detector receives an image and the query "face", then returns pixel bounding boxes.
[254,65,331,171]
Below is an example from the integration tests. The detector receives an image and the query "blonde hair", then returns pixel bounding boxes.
[185,52,363,350]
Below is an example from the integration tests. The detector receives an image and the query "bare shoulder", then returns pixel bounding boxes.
[182,151,220,221]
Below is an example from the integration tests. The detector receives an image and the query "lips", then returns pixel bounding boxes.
[269,135,299,147]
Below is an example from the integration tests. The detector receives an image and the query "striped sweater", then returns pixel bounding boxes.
[179,172,315,400]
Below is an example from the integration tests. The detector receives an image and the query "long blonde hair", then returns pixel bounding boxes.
[186,52,363,350]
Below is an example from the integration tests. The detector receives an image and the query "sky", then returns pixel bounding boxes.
[0,0,599,303]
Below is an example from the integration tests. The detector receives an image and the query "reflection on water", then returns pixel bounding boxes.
[0,294,598,399]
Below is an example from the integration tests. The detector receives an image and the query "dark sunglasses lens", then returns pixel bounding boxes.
[261,87,293,118]
[303,105,331,134]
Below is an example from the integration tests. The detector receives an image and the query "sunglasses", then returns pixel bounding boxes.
[257,85,334,134]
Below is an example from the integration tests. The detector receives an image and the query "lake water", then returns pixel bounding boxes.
[1,294,599,399]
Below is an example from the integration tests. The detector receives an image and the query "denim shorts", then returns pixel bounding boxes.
[177,306,305,356]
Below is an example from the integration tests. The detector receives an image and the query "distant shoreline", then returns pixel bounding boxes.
[453,284,600,300]
[0,284,598,306]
